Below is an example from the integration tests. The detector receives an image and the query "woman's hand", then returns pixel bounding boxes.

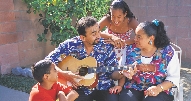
[109,85,122,94]
[144,86,162,97]
[121,65,137,79]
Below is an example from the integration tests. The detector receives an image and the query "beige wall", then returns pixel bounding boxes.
[125,0,191,64]
[0,0,191,74]
[0,0,55,74]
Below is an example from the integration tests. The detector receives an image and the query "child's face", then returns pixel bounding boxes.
[110,8,126,26]
[47,63,58,82]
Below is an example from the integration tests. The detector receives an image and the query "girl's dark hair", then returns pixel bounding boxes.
[31,59,52,83]
[138,20,170,48]
[77,16,97,36]
[109,0,135,19]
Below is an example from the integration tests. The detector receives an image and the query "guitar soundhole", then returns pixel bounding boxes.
[79,67,88,76]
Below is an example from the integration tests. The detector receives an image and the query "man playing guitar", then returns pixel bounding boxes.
[45,16,118,101]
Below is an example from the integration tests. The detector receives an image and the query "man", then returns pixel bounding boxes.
[45,16,118,101]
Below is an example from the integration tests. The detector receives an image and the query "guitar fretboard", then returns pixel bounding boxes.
[87,65,134,73]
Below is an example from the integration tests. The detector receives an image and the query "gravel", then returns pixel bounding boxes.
[180,66,191,101]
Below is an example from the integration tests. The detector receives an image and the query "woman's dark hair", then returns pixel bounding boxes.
[77,16,97,36]
[109,0,135,19]
[138,20,170,48]
[31,59,52,83]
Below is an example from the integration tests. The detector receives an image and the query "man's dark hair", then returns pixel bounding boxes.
[31,59,52,83]
[77,16,97,36]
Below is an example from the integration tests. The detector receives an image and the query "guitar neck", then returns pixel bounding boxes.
[87,65,134,74]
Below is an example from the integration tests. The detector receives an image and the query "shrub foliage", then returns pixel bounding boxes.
[0,74,37,94]
[23,0,111,46]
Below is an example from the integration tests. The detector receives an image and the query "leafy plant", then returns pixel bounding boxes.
[0,74,37,94]
[23,0,111,46]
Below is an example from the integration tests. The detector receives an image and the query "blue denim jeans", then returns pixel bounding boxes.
[75,89,118,101]
[119,88,174,101]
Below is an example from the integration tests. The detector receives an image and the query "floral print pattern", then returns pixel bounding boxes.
[124,44,174,95]
[46,36,118,95]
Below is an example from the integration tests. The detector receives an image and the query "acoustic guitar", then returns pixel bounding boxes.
[58,56,98,88]
[57,56,156,88]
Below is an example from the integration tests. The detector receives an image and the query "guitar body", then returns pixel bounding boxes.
[58,56,98,88]
[57,56,156,88]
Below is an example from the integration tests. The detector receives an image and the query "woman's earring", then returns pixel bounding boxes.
[149,40,152,45]
[127,18,129,23]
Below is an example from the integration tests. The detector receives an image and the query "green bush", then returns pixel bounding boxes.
[23,0,111,46]
[0,74,37,94]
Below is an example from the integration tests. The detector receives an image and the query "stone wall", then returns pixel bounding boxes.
[125,0,191,64]
[0,0,55,74]
[0,0,190,74]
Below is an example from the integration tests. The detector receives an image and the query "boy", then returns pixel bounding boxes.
[29,59,79,101]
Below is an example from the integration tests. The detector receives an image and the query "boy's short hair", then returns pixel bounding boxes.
[31,59,52,83]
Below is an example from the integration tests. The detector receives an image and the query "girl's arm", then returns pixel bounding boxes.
[98,15,114,39]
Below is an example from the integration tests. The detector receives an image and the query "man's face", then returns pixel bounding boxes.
[82,23,101,45]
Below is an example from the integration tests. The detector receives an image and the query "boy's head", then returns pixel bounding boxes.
[31,59,58,83]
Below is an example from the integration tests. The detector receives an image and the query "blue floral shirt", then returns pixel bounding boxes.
[123,44,175,95]
[45,36,118,95]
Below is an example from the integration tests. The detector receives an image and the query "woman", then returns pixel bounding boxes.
[98,0,139,60]
[111,19,180,101]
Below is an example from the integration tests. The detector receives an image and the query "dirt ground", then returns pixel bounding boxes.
[180,62,191,101]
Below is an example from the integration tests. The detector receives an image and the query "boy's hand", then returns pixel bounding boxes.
[61,71,83,88]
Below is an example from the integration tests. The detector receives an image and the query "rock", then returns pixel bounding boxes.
[21,68,28,77]
[25,68,33,78]
[12,67,33,78]
[11,67,23,76]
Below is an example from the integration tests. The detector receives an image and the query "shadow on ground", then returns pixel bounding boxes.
[180,61,191,101]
